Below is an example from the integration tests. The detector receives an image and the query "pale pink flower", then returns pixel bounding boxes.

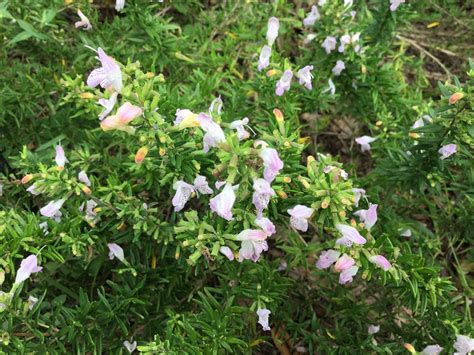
[355,135,376,152]
[108,243,125,262]
[101,102,142,134]
[98,92,118,121]
[40,199,66,219]
[210,183,238,221]
[354,203,378,230]
[338,33,360,53]
[322,36,337,54]
[411,117,425,129]
[332,60,345,76]
[257,308,271,331]
[259,147,284,182]
[172,180,195,212]
[196,113,226,153]
[287,205,314,232]
[123,340,137,353]
[316,249,341,269]
[15,255,42,284]
[258,46,272,72]
[438,144,457,160]
[115,0,125,11]
[369,255,392,271]
[352,188,366,207]
[252,178,275,217]
[303,5,320,27]
[454,335,474,354]
[275,70,293,96]
[229,117,251,140]
[55,145,67,168]
[368,325,380,335]
[236,229,269,262]
[193,175,213,195]
[339,265,358,284]
[78,171,91,187]
[421,345,442,355]
[266,17,279,46]
[219,246,234,261]
[335,224,366,246]
[334,254,355,272]
[215,181,226,189]
[255,217,276,236]
[75,10,92,31]
[298,65,314,90]
[27,184,40,196]
[87,47,122,93]
[390,0,405,11]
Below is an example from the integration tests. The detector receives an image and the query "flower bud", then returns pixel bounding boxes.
[145,72,155,78]
[135,147,149,164]
[82,186,92,195]
[276,190,288,199]
[283,176,292,183]
[159,148,166,156]
[408,132,419,139]
[79,92,94,99]
[403,343,416,354]
[21,174,34,184]
[449,92,464,105]
[273,108,284,122]
[266,69,279,77]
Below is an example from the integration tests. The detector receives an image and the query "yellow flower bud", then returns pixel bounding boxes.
[266,69,279,77]
[350,219,357,227]
[404,343,416,354]
[21,174,34,184]
[409,132,420,139]
[159,147,166,156]
[375,120,383,127]
[284,141,291,148]
[277,190,288,199]
[307,155,315,164]
[135,147,149,164]
[298,137,311,144]
[273,108,284,122]
[449,92,464,104]
[339,211,346,218]
[79,92,94,99]
[145,72,155,79]
[178,113,200,129]
[82,186,92,195]
[283,176,292,183]
[159,136,167,143]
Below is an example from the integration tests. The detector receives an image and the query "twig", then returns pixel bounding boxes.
[396,35,452,78]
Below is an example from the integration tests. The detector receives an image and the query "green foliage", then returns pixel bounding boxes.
[0,0,472,353]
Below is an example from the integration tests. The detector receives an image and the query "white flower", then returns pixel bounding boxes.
[453,334,474,355]
[256,308,271,331]
[368,324,380,335]
[75,10,92,30]
[332,60,345,76]
[172,180,195,212]
[123,340,137,353]
[266,17,279,46]
[303,5,320,27]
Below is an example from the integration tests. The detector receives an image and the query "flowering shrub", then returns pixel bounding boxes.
[0,0,472,353]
